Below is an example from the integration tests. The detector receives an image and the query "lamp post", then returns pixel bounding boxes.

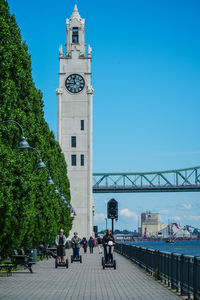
[25,146,46,169]
[0,120,30,149]
[105,217,108,230]
[0,120,72,215]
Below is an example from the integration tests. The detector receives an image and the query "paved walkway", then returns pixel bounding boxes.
[0,248,181,300]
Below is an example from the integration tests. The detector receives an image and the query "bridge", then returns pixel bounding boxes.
[93,166,200,193]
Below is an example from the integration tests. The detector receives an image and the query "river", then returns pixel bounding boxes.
[124,240,200,257]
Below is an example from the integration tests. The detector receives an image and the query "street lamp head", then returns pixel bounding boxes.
[37,158,46,169]
[60,193,66,201]
[46,176,54,185]
[53,186,59,194]
[70,207,76,217]
[66,203,71,209]
[18,136,30,149]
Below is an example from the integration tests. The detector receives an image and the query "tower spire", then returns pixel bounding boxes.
[70,4,81,20]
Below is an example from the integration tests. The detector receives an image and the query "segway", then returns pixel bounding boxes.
[102,241,116,269]
[71,254,82,263]
[55,245,69,269]
[71,247,82,263]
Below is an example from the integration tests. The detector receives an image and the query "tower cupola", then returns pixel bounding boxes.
[66,4,85,57]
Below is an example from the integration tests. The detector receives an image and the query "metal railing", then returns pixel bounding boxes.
[115,243,200,300]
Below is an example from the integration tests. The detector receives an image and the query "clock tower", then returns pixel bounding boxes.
[57,5,94,238]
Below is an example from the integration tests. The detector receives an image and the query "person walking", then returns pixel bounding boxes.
[88,236,95,254]
[71,232,81,259]
[81,237,88,253]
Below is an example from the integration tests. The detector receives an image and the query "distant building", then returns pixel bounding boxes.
[157,223,191,239]
[141,211,166,237]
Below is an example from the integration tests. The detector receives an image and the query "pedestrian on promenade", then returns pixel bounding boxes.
[71,232,81,259]
[88,236,95,254]
[81,237,88,253]
[102,229,115,262]
[55,229,67,263]
[97,236,103,254]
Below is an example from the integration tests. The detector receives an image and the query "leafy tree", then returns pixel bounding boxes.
[0,0,72,256]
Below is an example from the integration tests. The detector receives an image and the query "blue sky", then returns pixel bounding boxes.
[8,0,200,231]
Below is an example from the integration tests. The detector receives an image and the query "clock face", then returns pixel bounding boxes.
[65,74,85,93]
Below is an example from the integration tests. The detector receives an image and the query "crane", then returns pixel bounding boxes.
[185,225,200,232]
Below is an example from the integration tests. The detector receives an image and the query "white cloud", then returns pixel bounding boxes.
[172,216,182,221]
[159,209,169,215]
[120,208,138,221]
[94,213,106,221]
[183,204,192,210]
[185,215,200,222]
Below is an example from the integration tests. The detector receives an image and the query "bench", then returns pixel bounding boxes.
[0,262,14,276]
[47,247,57,259]
[11,249,35,273]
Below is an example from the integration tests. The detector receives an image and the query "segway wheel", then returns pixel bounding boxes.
[114,260,116,269]
[66,259,69,269]
[71,255,73,263]
[80,255,82,263]
[55,258,58,269]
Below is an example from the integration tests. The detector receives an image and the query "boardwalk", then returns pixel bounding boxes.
[0,248,181,300]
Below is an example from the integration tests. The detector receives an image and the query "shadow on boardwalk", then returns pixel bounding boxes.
[0,248,181,299]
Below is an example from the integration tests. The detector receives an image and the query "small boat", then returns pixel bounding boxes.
[165,238,175,243]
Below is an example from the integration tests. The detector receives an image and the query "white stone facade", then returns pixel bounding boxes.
[57,5,94,239]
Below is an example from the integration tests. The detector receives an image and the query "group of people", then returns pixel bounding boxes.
[80,236,96,254]
[55,229,115,263]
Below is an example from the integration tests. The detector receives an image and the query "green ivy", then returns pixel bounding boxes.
[0,0,72,256]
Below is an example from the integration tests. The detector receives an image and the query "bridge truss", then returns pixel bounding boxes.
[93,166,200,193]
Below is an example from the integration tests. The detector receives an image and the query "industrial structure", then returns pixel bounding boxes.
[140,211,166,237]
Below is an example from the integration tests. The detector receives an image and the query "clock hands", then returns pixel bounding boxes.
[65,74,85,93]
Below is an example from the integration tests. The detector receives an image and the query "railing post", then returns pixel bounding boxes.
[167,253,170,287]
[180,254,186,296]
[193,256,198,300]
[163,253,167,284]
[157,250,161,281]
[187,256,191,300]
[171,253,175,290]
[176,254,180,293]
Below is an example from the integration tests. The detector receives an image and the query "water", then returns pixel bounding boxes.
[124,240,200,257]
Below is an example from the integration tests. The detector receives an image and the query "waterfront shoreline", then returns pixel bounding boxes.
[121,240,200,257]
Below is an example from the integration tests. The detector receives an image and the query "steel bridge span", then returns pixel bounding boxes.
[93,166,200,193]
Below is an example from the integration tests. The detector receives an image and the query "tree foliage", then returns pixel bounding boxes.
[0,0,72,256]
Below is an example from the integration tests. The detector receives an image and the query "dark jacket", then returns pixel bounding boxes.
[102,234,115,247]
[97,237,102,244]
[81,238,88,248]
[88,237,95,247]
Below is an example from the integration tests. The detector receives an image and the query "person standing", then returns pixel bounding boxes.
[88,236,95,254]
[55,229,67,263]
[102,229,115,262]
[71,232,81,259]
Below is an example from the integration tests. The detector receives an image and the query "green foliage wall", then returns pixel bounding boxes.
[0,0,72,256]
